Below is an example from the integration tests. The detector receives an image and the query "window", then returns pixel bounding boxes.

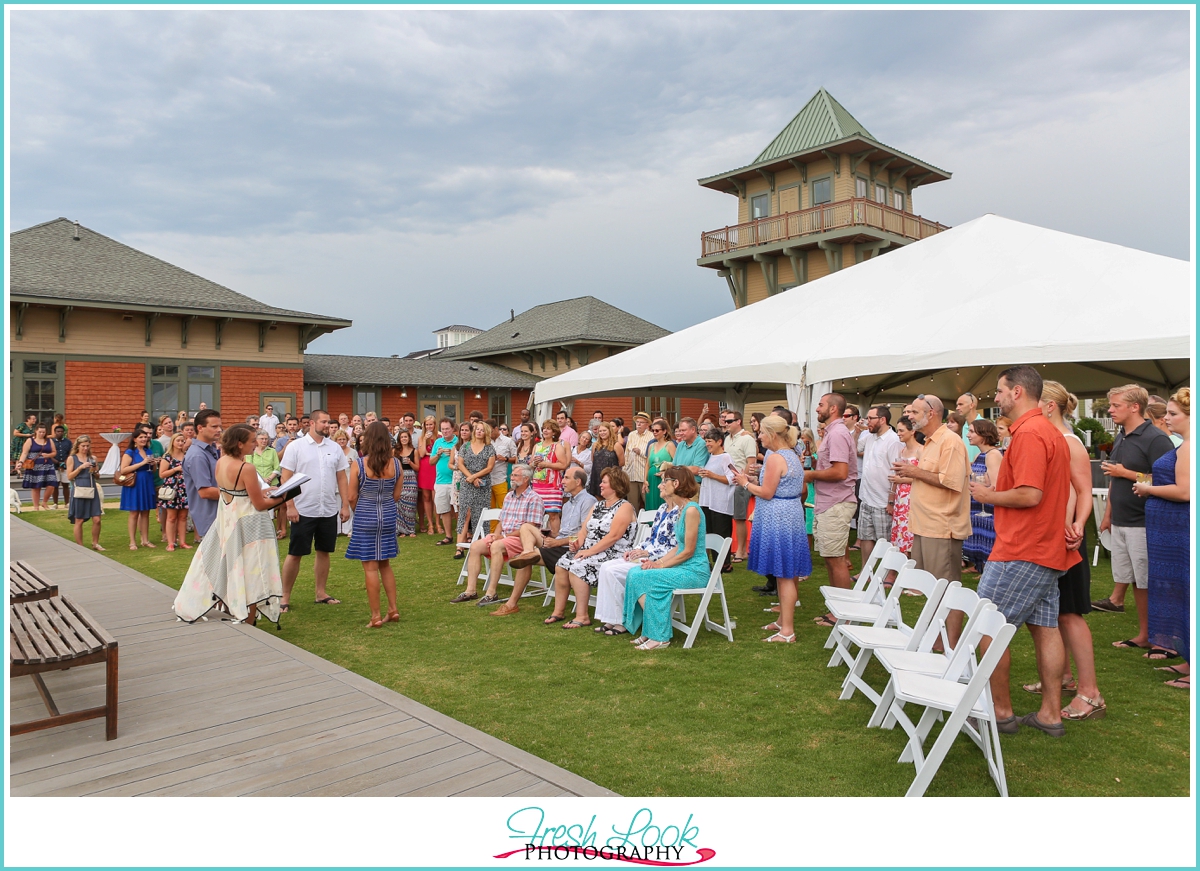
[893,191,905,211]
[187,365,215,414]
[150,364,180,420]
[855,177,867,198]
[811,178,832,205]
[303,388,324,414]
[750,194,769,220]
[875,184,887,204]
[633,396,680,427]
[21,360,58,423]
[355,389,378,415]
[490,392,509,427]
[146,361,220,419]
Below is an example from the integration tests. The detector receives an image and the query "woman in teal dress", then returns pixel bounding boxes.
[642,418,676,512]
[624,467,709,650]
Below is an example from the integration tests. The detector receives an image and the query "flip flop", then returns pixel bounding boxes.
[813,615,837,628]
[314,596,342,605]
[543,615,566,625]
[562,619,592,630]
[279,603,291,613]
[1156,664,1190,675]
[1143,648,1180,661]
[1165,677,1191,690]
[1112,639,1151,649]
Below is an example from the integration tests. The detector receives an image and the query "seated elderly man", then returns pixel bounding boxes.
[592,488,684,636]
[489,467,597,616]
[451,464,544,607]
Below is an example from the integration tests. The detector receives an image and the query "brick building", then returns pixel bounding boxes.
[10,218,350,443]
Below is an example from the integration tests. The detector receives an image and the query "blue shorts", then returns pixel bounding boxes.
[978,560,1061,628]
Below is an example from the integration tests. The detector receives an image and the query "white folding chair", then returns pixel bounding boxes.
[824,552,916,667]
[836,574,952,707]
[670,535,735,649]
[821,542,895,606]
[869,591,993,729]
[456,508,512,589]
[632,509,657,547]
[887,608,1016,797]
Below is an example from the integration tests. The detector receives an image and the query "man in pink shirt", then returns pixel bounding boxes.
[807,393,858,626]
[555,410,578,449]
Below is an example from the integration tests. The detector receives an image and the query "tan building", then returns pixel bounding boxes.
[697,88,952,307]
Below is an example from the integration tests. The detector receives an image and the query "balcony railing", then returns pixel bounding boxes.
[701,197,950,258]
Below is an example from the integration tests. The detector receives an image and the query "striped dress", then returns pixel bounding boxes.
[396,451,419,535]
[345,458,400,562]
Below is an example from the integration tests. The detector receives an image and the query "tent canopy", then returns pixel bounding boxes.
[534,214,1192,411]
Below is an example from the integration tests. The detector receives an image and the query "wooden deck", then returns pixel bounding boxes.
[7,518,615,797]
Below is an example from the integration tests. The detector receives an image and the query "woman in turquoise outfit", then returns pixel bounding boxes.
[642,418,676,512]
[624,467,709,650]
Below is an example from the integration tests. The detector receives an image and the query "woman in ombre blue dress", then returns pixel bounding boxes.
[346,422,403,629]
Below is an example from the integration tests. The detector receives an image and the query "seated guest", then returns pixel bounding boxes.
[489,467,597,616]
[544,468,636,629]
[698,429,735,572]
[624,468,710,650]
[594,476,684,636]
[451,464,543,606]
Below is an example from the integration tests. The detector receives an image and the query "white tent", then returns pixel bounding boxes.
[534,214,1192,427]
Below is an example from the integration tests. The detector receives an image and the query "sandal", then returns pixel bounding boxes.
[435,537,453,546]
[594,623,613,634]
[762,621,782,632]
[603,626,629,636]
[314,596,342,605]
[813,615,837,628]
[367,618,385,629]
[1061,694,1106,721]
[1143,648,1180,661]
[1165,676,1191,690]
[1156,664,1190,675]
[629,635,648,645]
[1022,678,1077,695]
[562,619,592,630]
[543,615,566,625]
[384,610,400,623]
[764,632,796,643]
[1112,639,1151,649]
[279,603,291,613]
[635,639,670,650]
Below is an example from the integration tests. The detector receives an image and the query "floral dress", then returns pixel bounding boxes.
[889,455,919,554]
[456,443,496,535]
[158,454,189,510]
[556,498,635,587]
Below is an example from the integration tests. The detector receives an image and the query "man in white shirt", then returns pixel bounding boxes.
[490,420,517,509]
[857,406,903,567]
[721,410,758,562]
[259,404,280,439]
[279,409,350,609]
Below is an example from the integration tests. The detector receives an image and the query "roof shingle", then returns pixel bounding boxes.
[303,354,541,389]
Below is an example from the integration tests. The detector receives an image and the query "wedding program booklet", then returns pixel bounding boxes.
[267,473,310,501]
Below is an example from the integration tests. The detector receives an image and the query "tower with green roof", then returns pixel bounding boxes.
[697,88,952,307]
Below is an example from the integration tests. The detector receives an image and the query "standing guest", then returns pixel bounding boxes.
[888,417,921,556]
[119,426,158,549]
[156,415,176,451]
[346,422,403,629]
[593,478,679,635]
[996,416,1013,449]
[394,429,420,537]
[1023,381,1105,719]
[402,412,417,432]
[180,419,196,449]
[415,415,439,535]
[449,421,472,532]
[1133,388,1191,690]
[364,411,379,427]
[1147,401,1183,448]
[623,468,710,650]
[245,415,260,431]
[613,417,630,445]
[494,467,596,616]
[588,421,625,499]
[333,429,358,536]
[571,430,594,471]
[623,412,653,513]
[279,410,351,610]
[138,410,152,428]
[250,430,282,487]
[644,419,676,513]
[259,404,281,440]
[197,402,208,412]
[545,468,636,629]
[531,420,571,535]
[800,427,818,550]
[1093,385,1175,651]
[337,412,351,433]
[556,410,579,449]
[518,407,532,429]
[149,420,169,538]
[515,421,538,466]
[890,394,970,641]
[670,418,709,485]
[722,410,757,564]
[19,422,57,510]
[299,414,312,437]
[733,415,811,642]
[158,433,192,551]
[52,413,69,438]
[453,464,544,606]
[750,413,767,461]
[183,409,222,541]
[856,406,902,569]
[175,409,189,431]
[963,419,1003,573]
[275,416,300,455]
[11,413,37,474]
[946,412,968,437]
[429,418,459,546]
[173,424,287,627]
[490,420,517,510]
[48,424,73,508]
[807,394,858,628]
[971,366,1080,738]
[698,429,735,572]
[589,410,605,434]
[454,421,497,553]
[956,392,984,461]
[66,436,104,551]
[350,414,364,433]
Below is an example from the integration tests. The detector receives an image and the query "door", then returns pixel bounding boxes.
[261,394,294,417]
[421,401,460,424]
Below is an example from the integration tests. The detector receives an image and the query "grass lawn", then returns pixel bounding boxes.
[17,506,1189,797]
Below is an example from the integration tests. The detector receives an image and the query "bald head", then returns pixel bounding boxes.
[924,394,944,420]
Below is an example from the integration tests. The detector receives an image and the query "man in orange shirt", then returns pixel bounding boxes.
[972,366,1080,738]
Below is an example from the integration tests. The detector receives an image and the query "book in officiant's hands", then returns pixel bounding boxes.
[267,473,310,502]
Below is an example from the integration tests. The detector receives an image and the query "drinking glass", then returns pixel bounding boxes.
[971,470,992,517]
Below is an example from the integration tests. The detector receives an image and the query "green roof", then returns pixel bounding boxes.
[754,89,875,163]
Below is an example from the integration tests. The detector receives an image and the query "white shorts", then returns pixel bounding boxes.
[1110,525,1149,590]
[595,557,639,626]
[434,484,454,514]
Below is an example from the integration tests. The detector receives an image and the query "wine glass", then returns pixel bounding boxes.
[1135,472,1152,485]
[971,470,992,517]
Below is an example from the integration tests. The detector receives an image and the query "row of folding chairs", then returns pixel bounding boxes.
[821,543,1016,798]
[455,507,734,649]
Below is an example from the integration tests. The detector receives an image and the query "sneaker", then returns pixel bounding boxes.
[1091,598,1125,613]
[752,585,778,596]
[995,715,1020,735]
[476,594,501,607]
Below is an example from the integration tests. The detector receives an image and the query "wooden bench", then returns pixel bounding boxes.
[9,560,59,602]
[10,594,118,740]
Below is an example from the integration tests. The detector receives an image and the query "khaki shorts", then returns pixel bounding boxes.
[434,483,454,514]
[1110,525,1149,589]
[911,535,963,584]
[813,501,856,558]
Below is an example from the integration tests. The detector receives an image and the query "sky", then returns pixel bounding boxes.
[9,8,1193,357]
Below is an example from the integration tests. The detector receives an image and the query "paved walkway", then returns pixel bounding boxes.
[7,518,615,797]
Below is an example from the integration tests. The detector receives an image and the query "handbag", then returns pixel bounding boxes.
[22,459,34,470]
[116,470,139,488]
[74,485,96,499]
[158,484,177,501]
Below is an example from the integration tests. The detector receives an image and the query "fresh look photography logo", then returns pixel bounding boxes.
[494,807,716,865]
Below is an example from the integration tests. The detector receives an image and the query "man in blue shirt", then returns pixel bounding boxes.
[182,409,222,539]
[671,418,709,484]
[431,418,459,543]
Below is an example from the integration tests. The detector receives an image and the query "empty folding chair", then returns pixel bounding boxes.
[670,535,735,648]
[837,574,952,707]
[823,552,916,667]
[886,608,1016,797]
[821,543,896,606]
[456,508,512,589]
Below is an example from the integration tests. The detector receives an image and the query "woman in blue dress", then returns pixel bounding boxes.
[963,419,1003,572]
[733,415,812,643]
[18,422,58,511]
[118,426,158,550]
[624,467,710,650]
[1133,388,1191,690]
[346,422,403,629]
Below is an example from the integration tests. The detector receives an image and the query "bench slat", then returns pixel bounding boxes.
[9,561,58,602]
[37,599,100,658]
[10,606,57,664]
[23,602,76,662]
[58,597,117,650]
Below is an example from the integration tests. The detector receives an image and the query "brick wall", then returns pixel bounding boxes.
[219,366,304,424]
[381,387,417,424]
[324,385,353,418]
[64,360,145,448]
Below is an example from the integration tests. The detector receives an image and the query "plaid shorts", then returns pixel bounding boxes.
[857,502,892,542]
[978,560,1062,629]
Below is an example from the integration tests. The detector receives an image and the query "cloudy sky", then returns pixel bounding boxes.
[10,9,1192,356]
